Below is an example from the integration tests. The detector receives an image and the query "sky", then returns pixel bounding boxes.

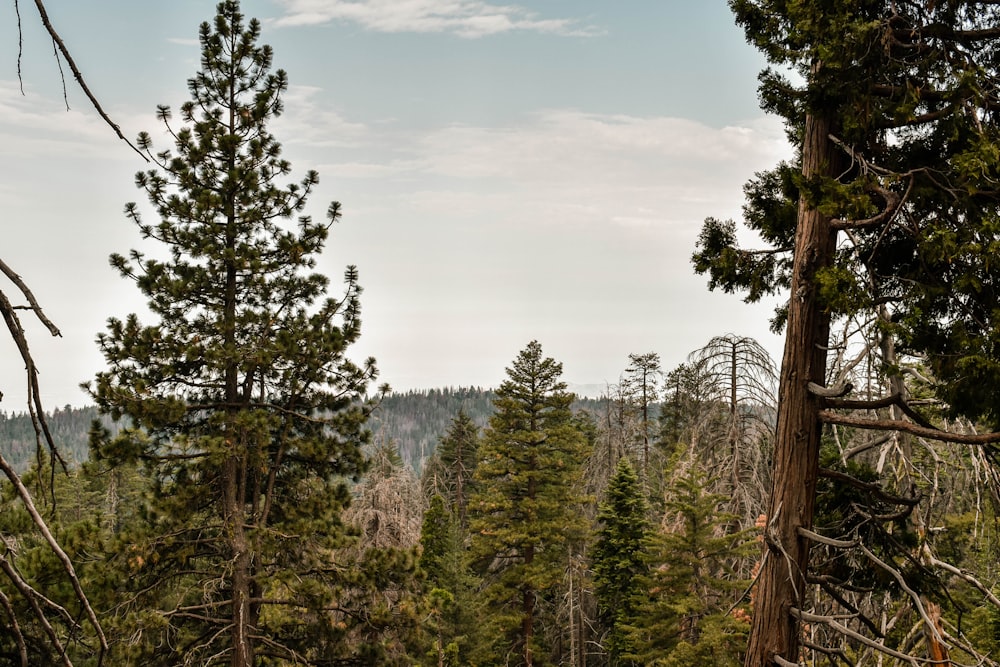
[0,0,793,409]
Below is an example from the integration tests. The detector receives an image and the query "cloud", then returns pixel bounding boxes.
[270,0,600,37]
[294,109,792,234]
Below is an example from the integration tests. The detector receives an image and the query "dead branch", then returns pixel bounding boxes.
[926,553,1000,608]
[818,467,921,506]
[0,554,72,667]
[808,381,853,398]
[797,526,858,549]
[0,586,29,667]
[822,392,937,430]
[802,640,856,667]
[791,607,923,666]
[0,451,108,660]
[857,543,948,649]
[27,0,146,158]
[819,410,1000,445]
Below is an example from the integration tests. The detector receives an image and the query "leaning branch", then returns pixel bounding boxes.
[0,451,108,660]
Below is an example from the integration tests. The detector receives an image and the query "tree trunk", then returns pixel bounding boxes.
[744,110,840,666]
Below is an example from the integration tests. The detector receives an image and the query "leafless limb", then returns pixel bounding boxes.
[0,452,108,661]
[820,410,1000,445]
[0,586,29,667]
[791,608,923,666]
[0,553,72,667]
[18,0,146,158]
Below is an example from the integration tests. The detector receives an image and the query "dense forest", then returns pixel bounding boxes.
[5,1,1000,666]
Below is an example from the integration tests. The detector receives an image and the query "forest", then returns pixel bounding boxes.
[5,1,1000,666]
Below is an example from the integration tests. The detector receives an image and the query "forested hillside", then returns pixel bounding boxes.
[0,406,114,471]
[0,390,609,474]
[370,387,609,471]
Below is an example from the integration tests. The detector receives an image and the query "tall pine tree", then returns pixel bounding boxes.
[87,3,381,665]
[468,341,588,667]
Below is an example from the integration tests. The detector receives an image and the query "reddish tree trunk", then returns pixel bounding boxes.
[744,110,840,666]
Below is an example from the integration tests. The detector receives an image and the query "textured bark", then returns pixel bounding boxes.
[744,110,840,666]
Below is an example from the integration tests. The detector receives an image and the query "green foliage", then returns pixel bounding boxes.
[372,388,495,472]
[84,2,382,663]
[468,341,590,666]
[591,458,650,666]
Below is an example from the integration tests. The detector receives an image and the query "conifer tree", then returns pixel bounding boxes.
[86,3,381,664]
[591,457,650,666]
[692,3,1000,663]
[625,469,754,666]
[468,341,589,667]
[422,410,480,529]
[417,494,484,666]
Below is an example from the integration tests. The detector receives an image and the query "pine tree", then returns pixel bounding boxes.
[468,341,589,667]
[622,353,661,474]
[591,457,650,666]
[86,3,381,664]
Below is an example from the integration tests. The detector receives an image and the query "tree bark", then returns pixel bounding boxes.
[744,110,840,666]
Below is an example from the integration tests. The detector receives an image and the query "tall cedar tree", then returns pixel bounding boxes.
[693,2,1000,664]
[591,457,650,667]
[87,3,380,665]
[468,341,588,667]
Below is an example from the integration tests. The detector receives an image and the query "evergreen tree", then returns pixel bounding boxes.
[417,494,484,666]
[622,353,661,474]
[591,458,650,666]
[86,3,381,664]
[468,341,589,667]
[422,410,480,529]
[625,469,754,666]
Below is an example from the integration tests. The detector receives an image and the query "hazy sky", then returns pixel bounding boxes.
[0,0,792,409]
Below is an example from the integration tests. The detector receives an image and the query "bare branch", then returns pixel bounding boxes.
[807,381,853,398]
[0,259,60,337]
[0,452,108,659]
[29,0,147,160]
[819,410,1000,445]
[790,608,923,666]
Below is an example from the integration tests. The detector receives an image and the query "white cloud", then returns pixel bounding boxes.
[0,80,151,160]
[300,109,792,233]
[270,0,600,37]
[273,85,371,148]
